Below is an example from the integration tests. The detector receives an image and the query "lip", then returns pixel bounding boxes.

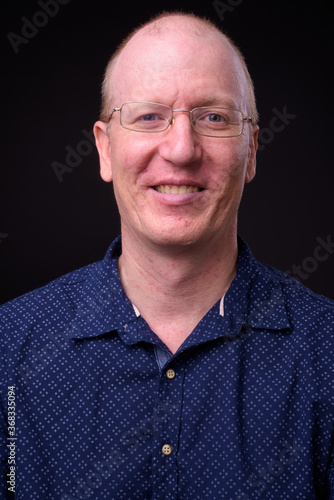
[151,179,204,185]
[150,179,205,190]
[149,184,205,205]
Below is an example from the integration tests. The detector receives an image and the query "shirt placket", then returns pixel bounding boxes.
[151,355,185,500]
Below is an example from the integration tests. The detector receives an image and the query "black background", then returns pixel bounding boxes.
[1,0,333,304]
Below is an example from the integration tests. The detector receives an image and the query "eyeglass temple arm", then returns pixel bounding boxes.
[108,108,121,122]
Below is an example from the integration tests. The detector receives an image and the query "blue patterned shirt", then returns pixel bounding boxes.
[1,236,334,499]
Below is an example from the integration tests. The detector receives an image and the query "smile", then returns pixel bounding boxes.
[153,185,203,194]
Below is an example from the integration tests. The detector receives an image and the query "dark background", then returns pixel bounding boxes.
[1,0,333,304]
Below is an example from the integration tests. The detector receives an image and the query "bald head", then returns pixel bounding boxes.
[99,12,258,124]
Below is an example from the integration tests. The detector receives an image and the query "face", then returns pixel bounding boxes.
[94,22,258,250]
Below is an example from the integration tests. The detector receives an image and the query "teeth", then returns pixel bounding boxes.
[155,185,200,194]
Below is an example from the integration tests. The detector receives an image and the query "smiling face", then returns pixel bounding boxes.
[94,17,258,250]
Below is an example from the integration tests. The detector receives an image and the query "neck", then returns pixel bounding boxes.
[118,227,238,352]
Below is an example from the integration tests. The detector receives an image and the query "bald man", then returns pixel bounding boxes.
[1,12,333,500]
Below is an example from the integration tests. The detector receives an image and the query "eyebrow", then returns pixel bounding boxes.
[195,97,239,109]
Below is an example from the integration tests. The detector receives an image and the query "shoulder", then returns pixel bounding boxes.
[1,260,98,308]
[0,260,104,341]
[0,236,123,354]
[248,261,334,401]
[236,236,334,334]
[259,260,334,307]
[257,261,334,333]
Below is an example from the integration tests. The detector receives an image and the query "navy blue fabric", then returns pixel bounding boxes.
[1,236,333,499]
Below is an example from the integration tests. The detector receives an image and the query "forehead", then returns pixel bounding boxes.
[110,20,247,108]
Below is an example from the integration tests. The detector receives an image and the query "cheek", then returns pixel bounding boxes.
[207,139,249,184]
[111,134,156,183]
[109,137,154,214]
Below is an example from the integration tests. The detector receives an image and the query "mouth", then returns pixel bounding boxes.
[152,184,204,194]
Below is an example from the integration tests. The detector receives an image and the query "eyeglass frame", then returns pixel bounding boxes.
[108,101,254,138]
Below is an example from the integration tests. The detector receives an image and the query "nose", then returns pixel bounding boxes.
[158,111,202,167]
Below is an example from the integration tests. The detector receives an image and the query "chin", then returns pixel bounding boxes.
[144,223,209,249]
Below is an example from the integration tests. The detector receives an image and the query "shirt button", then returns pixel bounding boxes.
[166,369,175,379]
[162,444,172,456]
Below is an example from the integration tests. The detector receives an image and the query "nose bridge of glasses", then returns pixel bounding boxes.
[170,109,194,127]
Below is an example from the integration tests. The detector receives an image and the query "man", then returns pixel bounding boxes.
[0,11,333,500]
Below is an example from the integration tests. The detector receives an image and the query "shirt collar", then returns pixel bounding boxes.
[65,236,134,340]
[219,235,291,335]
[66,235,291,344]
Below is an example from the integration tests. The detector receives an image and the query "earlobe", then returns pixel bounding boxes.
[245,125,259,184]
[93,121,113,183]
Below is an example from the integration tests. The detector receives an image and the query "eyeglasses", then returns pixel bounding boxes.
[108,101,253,138]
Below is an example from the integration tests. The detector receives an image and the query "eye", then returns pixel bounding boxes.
[130,108,169,131]
[130,110,165,128]
[139,113,159,122]
[204,113,228,123]
[193,108,232,128]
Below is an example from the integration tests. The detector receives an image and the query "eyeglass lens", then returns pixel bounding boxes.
[119,102,244,137]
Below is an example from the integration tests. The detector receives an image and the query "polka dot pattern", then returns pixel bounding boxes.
[0,235,333,499]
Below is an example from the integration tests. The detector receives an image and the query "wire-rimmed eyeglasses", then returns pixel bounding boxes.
[108,101,254,138]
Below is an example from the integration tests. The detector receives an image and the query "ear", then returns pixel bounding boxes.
[94,121,113,182]
[245,125,259,184]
